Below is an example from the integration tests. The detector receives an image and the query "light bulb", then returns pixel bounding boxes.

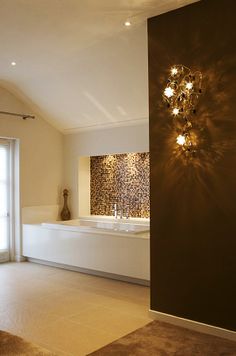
[164,87,174,98]
[172,108,179,116]
[186,82,193,90]
[176,135,186,146]
[11,61,16,66]
[124,21,131,27]
[171,67,178,76]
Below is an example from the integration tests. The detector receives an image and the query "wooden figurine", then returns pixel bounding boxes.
[61,189,71,221]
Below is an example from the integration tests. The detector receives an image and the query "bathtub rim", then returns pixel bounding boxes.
[38,215,150,239]
[25,222,150,239]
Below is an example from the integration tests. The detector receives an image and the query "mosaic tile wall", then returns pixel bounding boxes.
[90,152,150,218]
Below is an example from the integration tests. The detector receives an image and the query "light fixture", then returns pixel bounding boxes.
[11,61,16,66]
[176,131,197,154]
[164,87,174,98]
[171,67,178,76]
[176,135,186,146]
[172,108,179,116]
[163,64,203,157]
[185,82,193,90]
[124,21,131,27]
[163,65,202,118]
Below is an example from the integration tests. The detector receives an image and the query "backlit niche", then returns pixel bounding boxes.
[78,152,149,218]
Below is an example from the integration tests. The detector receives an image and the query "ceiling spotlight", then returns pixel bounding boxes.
[124,21,131,27]
[11,61,16,66]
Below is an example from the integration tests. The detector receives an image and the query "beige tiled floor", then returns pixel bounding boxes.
[0,262,151,355]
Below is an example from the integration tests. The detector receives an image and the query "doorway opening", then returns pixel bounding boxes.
[0,139,10,262]
[0,138,19,263]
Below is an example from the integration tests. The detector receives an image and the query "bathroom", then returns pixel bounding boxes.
[0,1,235,354]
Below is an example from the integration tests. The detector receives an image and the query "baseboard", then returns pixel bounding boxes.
[14,255,27,262]
[149,310,236,342]
[27,258,150,286]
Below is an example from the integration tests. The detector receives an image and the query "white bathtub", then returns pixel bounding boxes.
[23,216,150,284]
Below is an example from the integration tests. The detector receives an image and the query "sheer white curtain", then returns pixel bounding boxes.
[0,142,9,252]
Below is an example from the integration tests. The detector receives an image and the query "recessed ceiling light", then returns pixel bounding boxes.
[11,61,16,66]
[124,21,131,27]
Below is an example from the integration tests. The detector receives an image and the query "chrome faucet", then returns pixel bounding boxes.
[112,203,118,219]
[112,203,129,219]
[125,208,129,219]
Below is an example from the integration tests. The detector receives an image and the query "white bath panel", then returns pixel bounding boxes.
[22,220,150,283]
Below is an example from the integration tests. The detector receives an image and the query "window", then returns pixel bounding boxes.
[0,140,10,261]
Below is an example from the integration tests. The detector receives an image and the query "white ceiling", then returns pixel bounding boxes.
[0,0,197,133]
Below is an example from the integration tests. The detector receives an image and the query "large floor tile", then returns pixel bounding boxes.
[0,261,150,355]
[70,304,151,337]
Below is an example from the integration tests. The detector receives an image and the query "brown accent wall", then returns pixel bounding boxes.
[90,153,149,218]
[149,0,236,331]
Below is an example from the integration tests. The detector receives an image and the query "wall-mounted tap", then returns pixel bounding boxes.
[112,203,118,219]
[112,203,130,219]
[120,207,130,219]
[125,207,129,219]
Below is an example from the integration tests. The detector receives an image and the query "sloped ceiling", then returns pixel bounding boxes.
[0,0,197,133]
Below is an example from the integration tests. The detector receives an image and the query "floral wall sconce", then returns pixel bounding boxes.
[163,65,203,156]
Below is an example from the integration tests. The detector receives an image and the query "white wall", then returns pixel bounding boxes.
[0,86,63,208]
[78,157,90,216]
[63,123,149,217]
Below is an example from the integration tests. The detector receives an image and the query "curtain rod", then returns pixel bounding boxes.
[0,110,35,120]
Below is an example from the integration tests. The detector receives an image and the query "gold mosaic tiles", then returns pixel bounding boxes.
[90,152,150,218]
